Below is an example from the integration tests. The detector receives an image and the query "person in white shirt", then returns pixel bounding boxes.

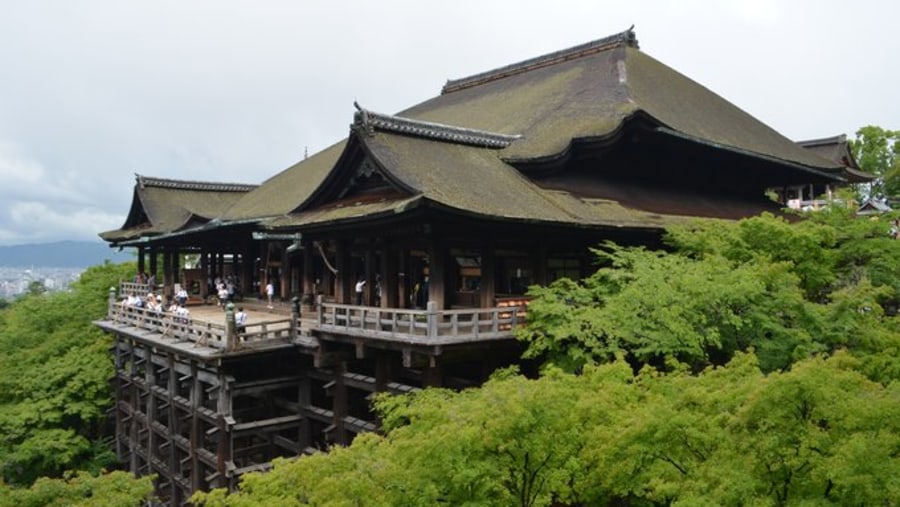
[235,307,248,335]
[266,282,274,308]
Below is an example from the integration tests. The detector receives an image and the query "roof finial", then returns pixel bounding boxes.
[353,100,374,136]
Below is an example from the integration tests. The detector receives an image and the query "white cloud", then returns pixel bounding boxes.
[5,201,122,245]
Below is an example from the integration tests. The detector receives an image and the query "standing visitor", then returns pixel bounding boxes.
[266,281,274,309]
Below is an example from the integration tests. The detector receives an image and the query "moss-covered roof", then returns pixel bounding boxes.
[264,126,783,232]
[220,141,346,221]
[399,33,841,172]
[798,135,875,183]
[99,175,255,242]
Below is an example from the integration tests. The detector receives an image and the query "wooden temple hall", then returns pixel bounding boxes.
[96,28,864,504]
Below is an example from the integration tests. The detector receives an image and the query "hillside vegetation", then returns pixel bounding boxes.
[195,209,900,507]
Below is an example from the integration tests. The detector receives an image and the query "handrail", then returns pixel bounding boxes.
[315,297,526,343]
[106,290,298,353]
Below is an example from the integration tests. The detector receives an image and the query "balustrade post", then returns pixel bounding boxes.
[225,303,236,352]
[108,287,117,318]
[426,301,439,339]
[317,295,324,326]
[291,296,300,340]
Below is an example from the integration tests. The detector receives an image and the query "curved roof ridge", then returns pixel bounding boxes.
[135,173,257,192]
[796,134,848,147]
[441,26,638,95]
[353,105,522,148]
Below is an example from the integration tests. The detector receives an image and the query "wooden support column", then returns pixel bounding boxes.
[364,247,376,306]
[166,353,180,505]
[149,248,158,280]
[189,361,202,493]
[480,247,496,308]
[163,250,173,299]
[381,246,398,308]
[422,360,443,388]
[532,247,548,287]
[172,251,181,290]
[241,245,254,301]
[199,250,209,301]
[216,373,233,490]
[281,246,291,300]
[398,248,409,309]
[332,362,348,445]
[302,246,314,302]
[137,247,146,276]
[427,239,447,309]
[128,339,140,473]
[335,240,352,304]
[145,356,157,475]
[298,374,311,450]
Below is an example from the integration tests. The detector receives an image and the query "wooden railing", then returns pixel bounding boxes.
[107,289,296,352]
[119,281,151,296]
[315,297,525,343]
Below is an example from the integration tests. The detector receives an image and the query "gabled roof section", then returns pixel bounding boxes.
[798,135,875,183]
[219,140,346,221]
[99,174,256,243]
[397,27,842,177]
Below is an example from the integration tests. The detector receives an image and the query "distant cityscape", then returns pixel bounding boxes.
[0,266,86,300]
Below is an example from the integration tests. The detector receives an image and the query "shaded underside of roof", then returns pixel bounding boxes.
[262,129,784,232]
[399,44,841,173]
[220,141,347,221]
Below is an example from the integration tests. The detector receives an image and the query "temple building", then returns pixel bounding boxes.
[97,28,860,504]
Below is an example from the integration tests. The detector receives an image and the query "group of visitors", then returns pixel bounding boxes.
[122,291,191,323]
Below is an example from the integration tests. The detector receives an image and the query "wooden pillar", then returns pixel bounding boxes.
[172,251,181,290]
[144,354,157,479]
[364,247,376,306]
[422,360,443,388]
[332,362,348,445]
[216,372,232,489]
[242,246,254,301]
[199,249,209,300]
[381,246,398,308]
[280,246,290,300]
[532,247,547,287]
[427,239,446,309]
[302,246,314,300]
[335,240,352,304]
[166,353,180,505]
[149,248,158,280]
[480,247,496,308]
[137,247,146,276]
[398,249,409,309]
[298,374,311,451]
[189,361,202,493]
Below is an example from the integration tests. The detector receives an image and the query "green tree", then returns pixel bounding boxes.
[0,261,136,485]
[0,470,154,507]
[850,125,900,199]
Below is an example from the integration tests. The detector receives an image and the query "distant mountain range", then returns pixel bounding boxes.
[0,240,135,268]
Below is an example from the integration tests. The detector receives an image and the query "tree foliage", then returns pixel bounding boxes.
[0,261,136,486]
[0,470,153,507]
[520,211,900,375]
[850,125,900,199]
[194,353,900,506]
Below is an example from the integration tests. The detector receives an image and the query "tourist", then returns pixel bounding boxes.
[176,286,188,306]
[355,276,366,306]
[266,281,274,308]
[235,306,248,335]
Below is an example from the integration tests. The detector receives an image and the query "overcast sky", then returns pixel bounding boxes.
[0,0,896,246]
